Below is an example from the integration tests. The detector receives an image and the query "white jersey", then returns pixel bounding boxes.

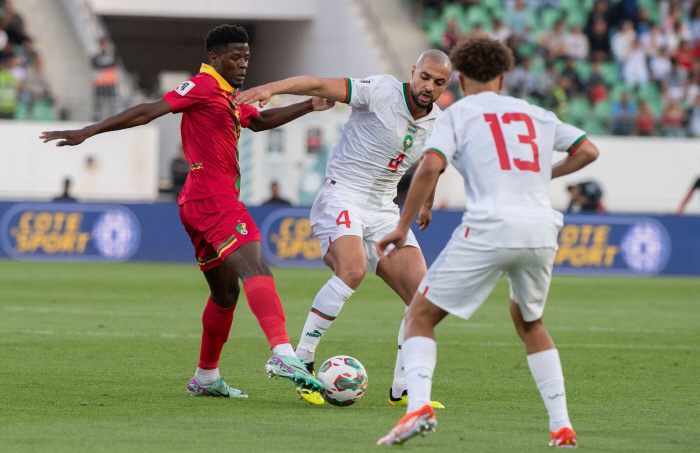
[423,91,587,248]
[326,75,442,206]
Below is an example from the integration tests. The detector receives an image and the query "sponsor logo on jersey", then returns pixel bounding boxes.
[403,135,413,150]
[408,126,417,134]
[359,79,372,84]
[0,203,141,262]
[175,80,195,96]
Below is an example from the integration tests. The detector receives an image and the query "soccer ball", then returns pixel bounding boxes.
[317,355,368,406]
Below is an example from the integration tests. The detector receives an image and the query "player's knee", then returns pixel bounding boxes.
[336,265,366,289]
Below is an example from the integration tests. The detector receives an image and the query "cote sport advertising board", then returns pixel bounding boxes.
[0,202,698,276]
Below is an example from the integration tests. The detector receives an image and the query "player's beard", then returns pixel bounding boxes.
[410,87,434,109]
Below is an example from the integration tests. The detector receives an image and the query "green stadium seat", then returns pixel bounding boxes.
[593,99,613,121]
[481,0,503,14]
[566,9,586,27]
[515,42,537,58]
[442,3,463,22]
[647,99,663,118]
[569,97,591,120]
[599,62,620,85]
[32,101,55,121]
[575,60,592,82]
[13,103,28,120]
[465,5,490,27]
[420,7,439,30]
[539,9,561,30]
[609,82,627,101]
[582,116,606,135]
[638,83,659,101]
[553,59,566,73]
[427,20,444,47]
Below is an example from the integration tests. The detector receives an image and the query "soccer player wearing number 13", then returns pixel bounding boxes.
[237,51,451,406]
[376,38,599,447]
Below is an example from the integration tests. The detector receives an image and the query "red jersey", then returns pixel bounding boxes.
[163,64,259,205]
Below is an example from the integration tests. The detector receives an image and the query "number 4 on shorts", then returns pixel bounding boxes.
[336,210,351,228]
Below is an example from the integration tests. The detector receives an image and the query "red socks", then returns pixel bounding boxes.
[198,297,235,370]
[243,276,290,348]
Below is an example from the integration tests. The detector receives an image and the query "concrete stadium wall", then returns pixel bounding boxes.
[0,121,159,201]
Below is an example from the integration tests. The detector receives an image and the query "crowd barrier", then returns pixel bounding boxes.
[0,201,698,276]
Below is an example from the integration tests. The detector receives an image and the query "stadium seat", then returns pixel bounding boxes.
[539,9,561,30]
[575,60,592,82]
[599,62,620,86]
[32,101,55,121]
[582,116,606,135]
[13,104,29,121]
[594,99,613,121]
[569,97,591,120]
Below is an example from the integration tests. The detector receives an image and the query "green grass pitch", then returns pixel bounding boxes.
[0,260,698,452]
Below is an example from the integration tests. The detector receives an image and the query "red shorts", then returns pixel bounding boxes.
[179,194,262,271]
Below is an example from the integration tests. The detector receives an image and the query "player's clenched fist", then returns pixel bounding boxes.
[39,129,90,147]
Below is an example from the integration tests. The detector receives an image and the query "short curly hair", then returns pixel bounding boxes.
[449,37,514,83]
[205,24,249,53]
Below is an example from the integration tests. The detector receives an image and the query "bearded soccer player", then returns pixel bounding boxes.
[237,51,450,407]
[375,37,599,447]
[39,25,334,398]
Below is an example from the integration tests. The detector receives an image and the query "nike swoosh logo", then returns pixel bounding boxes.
[547,393,564,400]
[418,374,431,379]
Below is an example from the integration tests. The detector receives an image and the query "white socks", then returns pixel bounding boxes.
[391,315,407,399]
[194,367,220,385]
[272,343,295,357]
[296,276,354,360]
[527,348,573,432]
[403,336,437,412]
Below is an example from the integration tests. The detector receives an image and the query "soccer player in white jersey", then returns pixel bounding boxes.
[237,51,451,406]
[375,37,599,447]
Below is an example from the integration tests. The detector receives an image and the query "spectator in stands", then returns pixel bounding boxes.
[562,57,585,95]
[610,91,637,135]
[506,56,538,97]
[53,178,77,203]
[676,175,700,213]
[665,20,691,53]
[661,98,687,136]
[262,181,292,206]
[636,100,656,136]
[540,19,568,60]
[587,61,608,104]
[588,18,613,61]
[686,68,700,106]
[612,20,637,62]
[672,40,695,70]
[566,25,590,60]
[20,55,53,117]
[566,181,605,213]
[606,0,639,29]
[505,0,535,36]
[636,8,652,38]
[689,94,700,136]
[0,58,18,119]
[441,18,461,53]
[642,23,665,56]
[585,0,610,38]
[488,17,511,43]
[665,58,688,101]
[663,1,684,35]
[537,61,558,101]
[0,1,29,45]
[170,148,189,197]
[689,4,700,43]
[549,75,570,121]
[623,38,649,88]
[92,38,118,121]
[650,47,672,83]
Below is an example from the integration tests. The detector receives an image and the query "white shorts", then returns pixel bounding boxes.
[310,182,419,272]
[418,225,557,322]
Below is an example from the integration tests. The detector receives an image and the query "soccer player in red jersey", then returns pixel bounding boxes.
[39,25,334,398]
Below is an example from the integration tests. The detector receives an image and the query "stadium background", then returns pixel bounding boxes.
[0,1,699,451]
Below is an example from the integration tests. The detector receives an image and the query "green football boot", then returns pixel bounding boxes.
[265,354,324,393]
[187,377,248,398]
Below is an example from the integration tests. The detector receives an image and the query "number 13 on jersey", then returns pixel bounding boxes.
[484,113,540,172]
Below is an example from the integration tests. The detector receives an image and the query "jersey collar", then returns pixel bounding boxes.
[403,83,433,121]
[200,63,236,94]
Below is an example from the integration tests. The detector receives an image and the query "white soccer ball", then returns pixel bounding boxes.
[317,355,368,406]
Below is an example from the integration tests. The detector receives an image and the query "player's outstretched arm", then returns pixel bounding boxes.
[552,140,599,179]
[40,100,172,146]
[377,153,444,258]
[236,77,348,108]
[248,96,335,132]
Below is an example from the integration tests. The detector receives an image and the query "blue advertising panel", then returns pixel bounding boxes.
[0,201,699,276]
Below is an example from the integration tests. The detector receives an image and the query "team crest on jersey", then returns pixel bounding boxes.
[236,223,248,235]
[403,135,413,150]
[175,81,195,96]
